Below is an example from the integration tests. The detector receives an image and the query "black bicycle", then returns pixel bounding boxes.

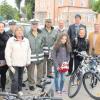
[68,51,93,98]
[83,56,100,100]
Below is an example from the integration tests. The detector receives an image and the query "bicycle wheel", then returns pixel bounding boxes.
[68,69,83,98]
[83,72,100,100]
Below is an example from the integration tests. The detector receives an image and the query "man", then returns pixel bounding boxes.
[68,14,87,44]
[88,22,100,55]
[56,20,67,36]
[42,18,57,78]
[68,14,87,74]
[7,20,17,37]
[26,19,45,91]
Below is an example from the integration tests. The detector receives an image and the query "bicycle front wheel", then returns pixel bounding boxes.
[68,69,83,98]
[83,72,100,100]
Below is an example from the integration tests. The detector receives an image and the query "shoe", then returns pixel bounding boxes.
[29,86,35,91]
[2,89,6,92]
[56,91,62,94]
[18,91,23,96]
[22,83,26,87]
[36,84,43,89]
[47,75,54,78]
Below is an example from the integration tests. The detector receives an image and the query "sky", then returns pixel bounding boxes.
[0,0,25,8]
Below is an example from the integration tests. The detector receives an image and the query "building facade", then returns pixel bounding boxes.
[35,0,96,29]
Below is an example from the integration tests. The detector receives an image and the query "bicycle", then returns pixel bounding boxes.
[68,51,93,98]
[0,92,63,100]
[83,55,100,100]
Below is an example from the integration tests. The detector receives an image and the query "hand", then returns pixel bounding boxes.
[9,66,15,74]
[26,64,30,68]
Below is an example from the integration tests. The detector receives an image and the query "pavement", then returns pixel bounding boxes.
[5,75,96,100]
[0,66,100,100]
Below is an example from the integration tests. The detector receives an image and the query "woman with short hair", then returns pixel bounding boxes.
[5,25,31,95]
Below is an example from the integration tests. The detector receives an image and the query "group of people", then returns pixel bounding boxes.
[0,14,100,96]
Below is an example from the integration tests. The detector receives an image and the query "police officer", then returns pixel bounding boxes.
[42,18,57,78]
[26,19,45,91]
[7,20,17,37]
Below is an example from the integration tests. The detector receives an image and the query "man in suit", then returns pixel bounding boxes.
[68,14,87,44]
[68,14,87,74]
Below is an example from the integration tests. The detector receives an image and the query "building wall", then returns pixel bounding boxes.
[35,0,96,28]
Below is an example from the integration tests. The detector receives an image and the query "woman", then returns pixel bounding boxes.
[0,22,9,92]
[52,33,71,94]
[72,26,89,71]
[5,26,31,95]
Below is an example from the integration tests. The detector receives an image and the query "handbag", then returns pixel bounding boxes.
[58,62,69,73]
[0,60,6,67]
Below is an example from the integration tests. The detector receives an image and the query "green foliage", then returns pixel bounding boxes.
[91,0,100,13]
[24,0,35,19]
[0,1,20,20]
[15,0,22,10]
[15,0,35,20]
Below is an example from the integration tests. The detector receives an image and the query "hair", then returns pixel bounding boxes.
[0,22,5,27]
[54,33,72,52]
[15,25,24,32]
[79,26,86,38]
[75,14,81,19]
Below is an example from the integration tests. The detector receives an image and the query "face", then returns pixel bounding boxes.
[75,17,81,24]
[61,35,67,44]
[0,23,5,33]
[31,24,38,31]
[45,21,52,28]
[94,24,100,33]
[59,20,64,29]
[79,28,85,38]
[15,28,23,37]
[10,25,16,32]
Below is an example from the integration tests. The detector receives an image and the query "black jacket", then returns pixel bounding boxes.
[68,24,86,44]
[0,31,9,60]
[72,37,89,62]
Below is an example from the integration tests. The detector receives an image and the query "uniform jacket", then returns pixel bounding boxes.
[26,29,45,63]
[42,27,57,55]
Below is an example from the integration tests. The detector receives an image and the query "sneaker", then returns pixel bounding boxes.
[22,83,26,87]
[29,86,35,91]
[47,75,54,78]
[18,91,23,96]
[57,91,62,94]
[47,72,54,78]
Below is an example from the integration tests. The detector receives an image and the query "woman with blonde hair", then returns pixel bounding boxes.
[5,26,31,95]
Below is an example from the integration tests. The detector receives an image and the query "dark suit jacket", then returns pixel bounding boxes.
[68,24,87,44]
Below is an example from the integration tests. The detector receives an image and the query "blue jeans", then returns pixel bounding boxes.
[54,69,64,92]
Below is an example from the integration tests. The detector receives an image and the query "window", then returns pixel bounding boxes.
[59,0,64,6]
[80,0,85,7]
[69,0,76,6]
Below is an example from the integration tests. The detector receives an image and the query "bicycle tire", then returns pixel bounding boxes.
[68,69,83,98]
[83,72,100,100]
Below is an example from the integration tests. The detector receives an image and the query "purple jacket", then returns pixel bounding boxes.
[52,46,70,68]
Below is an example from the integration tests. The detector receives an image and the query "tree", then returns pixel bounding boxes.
[0,0,20,20]
[15,0,22,10]
[15,0,35,20]
[25,0,35,19]
[89,0,100,13]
